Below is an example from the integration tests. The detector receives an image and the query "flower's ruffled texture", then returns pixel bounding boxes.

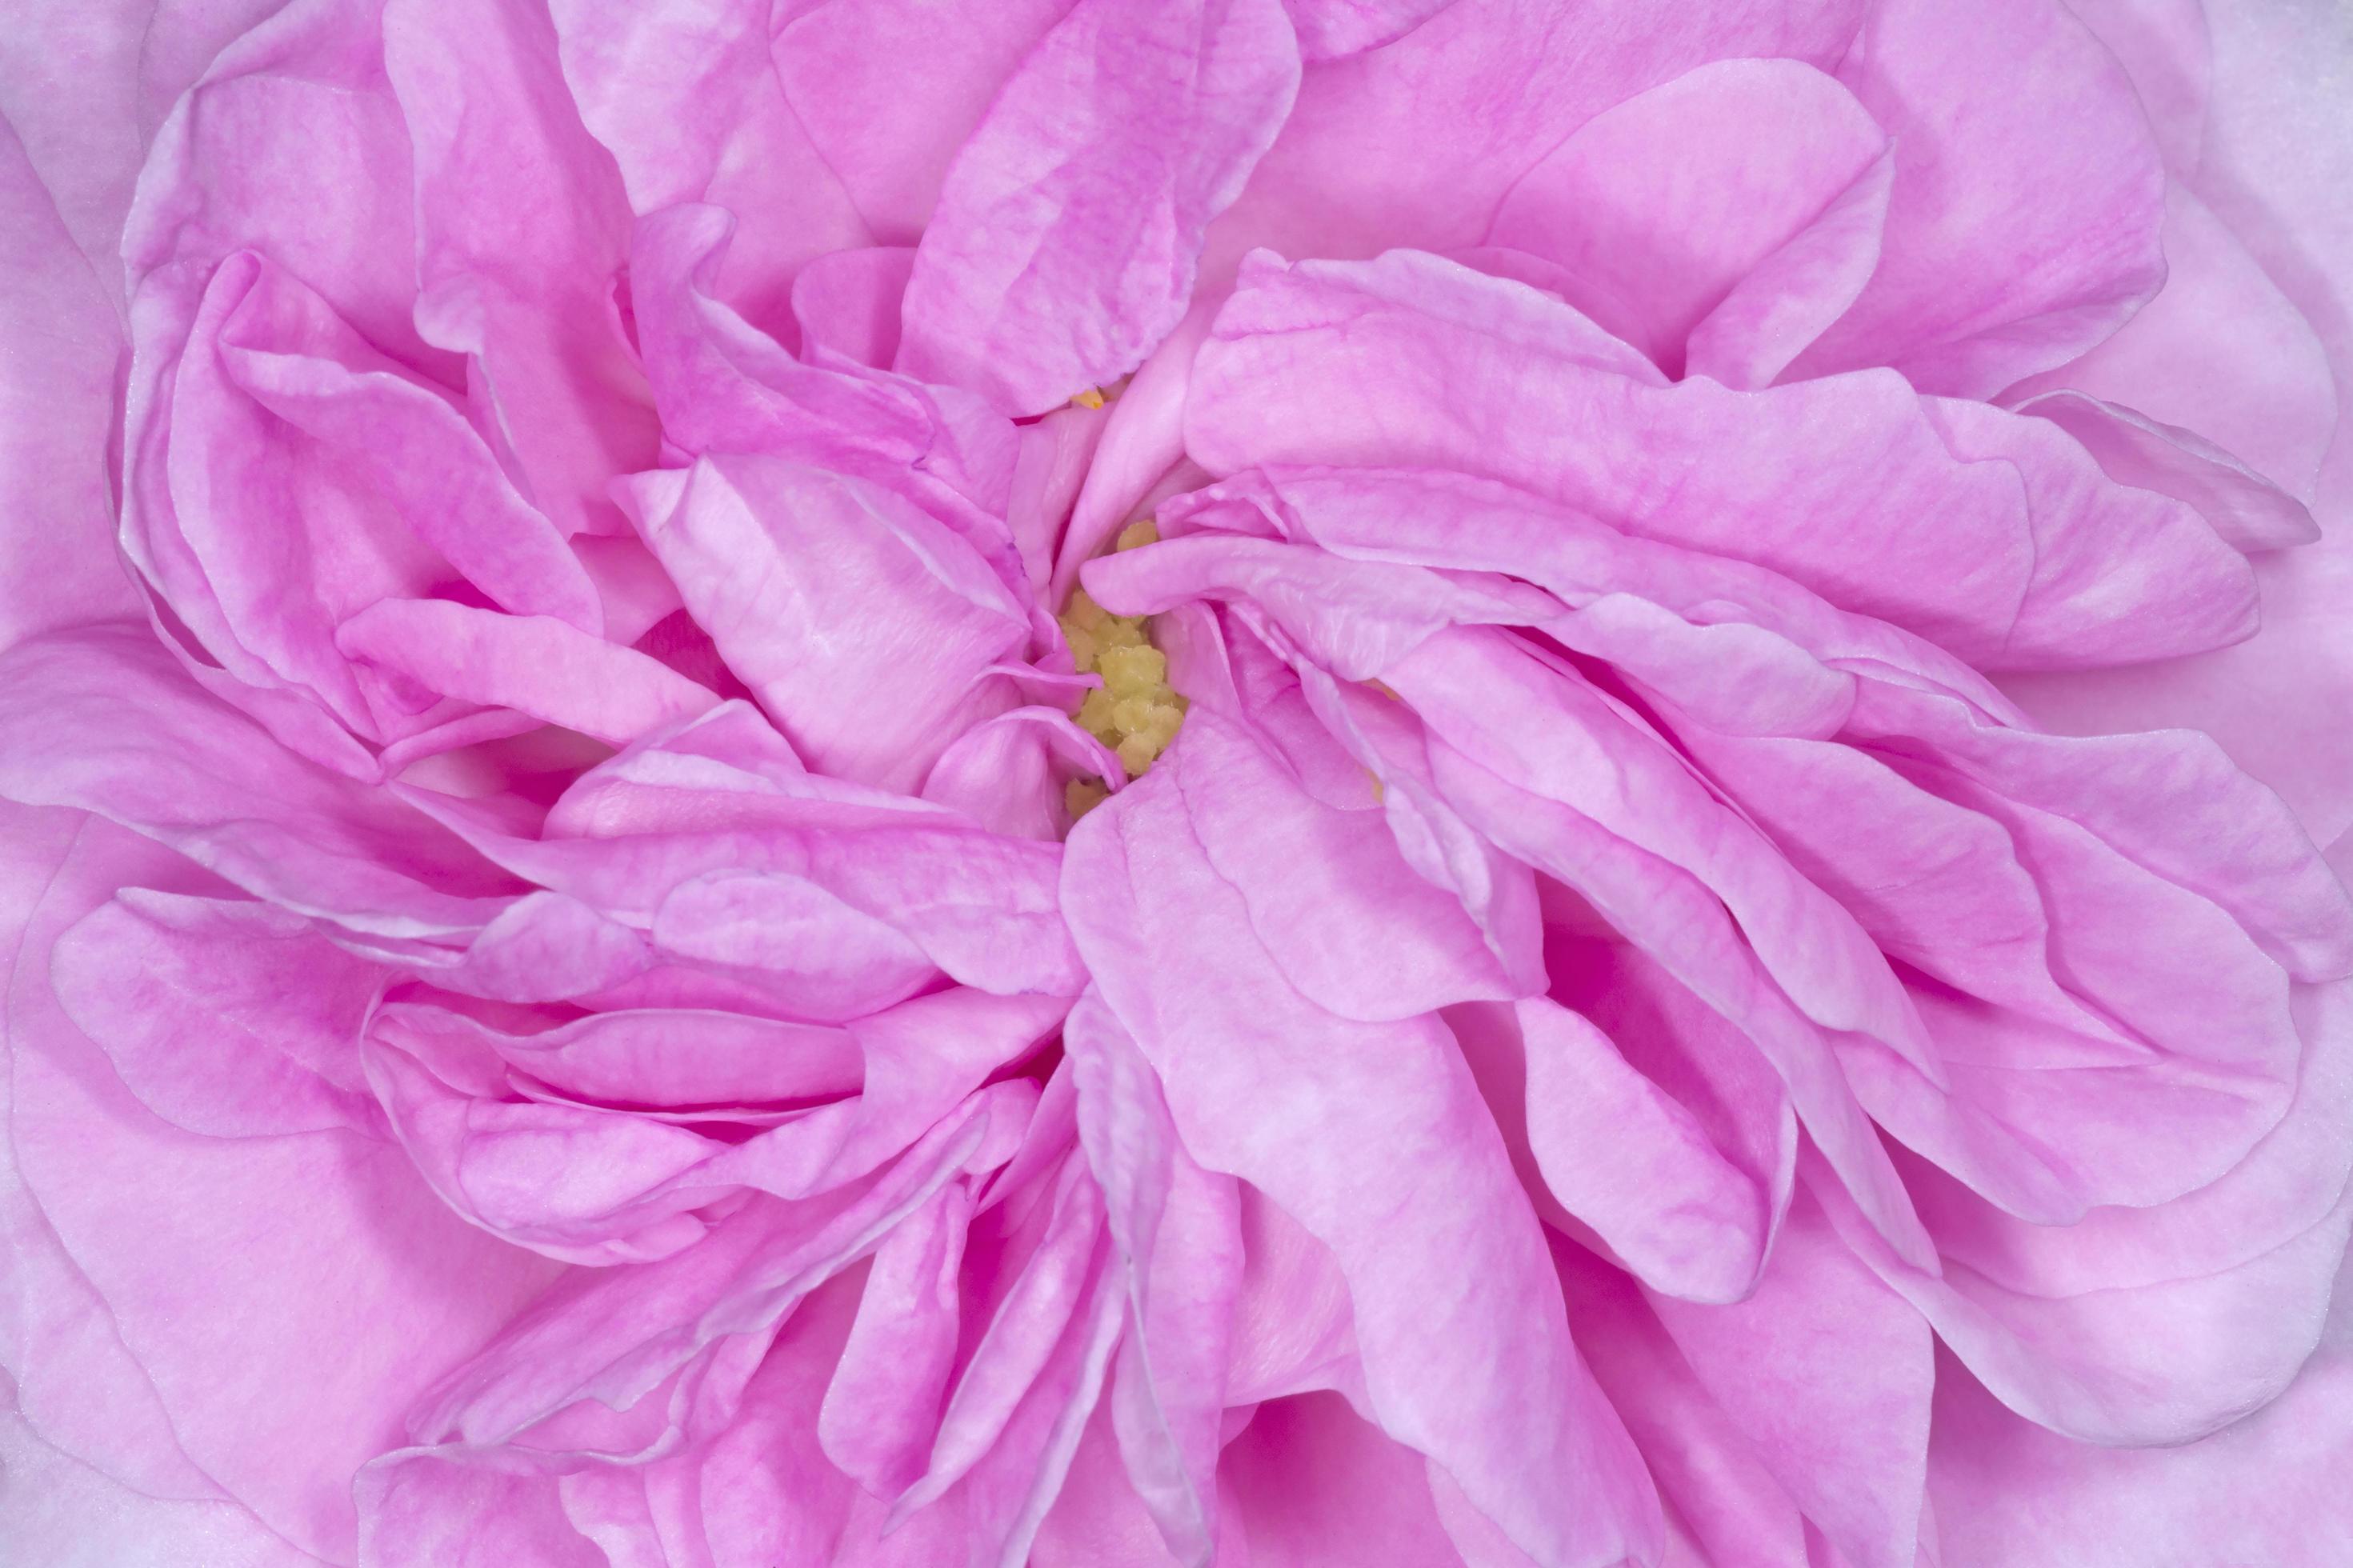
[3,1,2353,1566]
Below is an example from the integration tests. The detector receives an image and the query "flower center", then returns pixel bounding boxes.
[1058,518,1187,819]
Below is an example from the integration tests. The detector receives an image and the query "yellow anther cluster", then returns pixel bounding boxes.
[1069,376,1130,412]
[1058,519,1187,822]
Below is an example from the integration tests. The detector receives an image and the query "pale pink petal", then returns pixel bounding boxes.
[1207,0,1867,269]
[0,118,139,651]
[1063,710,1663,1568]
[0,1388,310,1568]
[385,0,661,539]
[898,0,1300,414]
[2017,390,2320,554]
[6,821,555,1559]
[544,0,870,322]
[2007,182,2337,501]
[1485,58,1887,377]
[1794,0,2169,395]
[626,456,1030,793]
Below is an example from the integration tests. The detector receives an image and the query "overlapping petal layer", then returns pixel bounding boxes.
[2,0,2351,1564]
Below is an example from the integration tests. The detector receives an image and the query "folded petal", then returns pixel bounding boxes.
[1486,58,1887,377]
[1064,710,1662,1568]
[1794,0,2169,395]
[5,819,554,1558]
[0,626,520,934]
[1207,0,1866,266]
[2017,390,2319,554]
[544,0,870,321]
[1190,252,2249,668]
[1070,994,1243,1563]
[898,0,1300,413]
[337,599,718,749]
[626,456,1031,793]
[386,0,661,539]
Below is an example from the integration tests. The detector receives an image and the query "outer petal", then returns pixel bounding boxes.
[1927,1246,2353,1567]
[0,626,520,935]
[1792,0,2169,395]
[2007,182,2337,502]
[2016,390,2319,554]
[1207,0,1867,268]
[4,816,555,1561]
[0,1389,310,1568]
[0,117,139,652]
[1811,1006,2353,1454]
[897,0,1301,413]
[1485,58,1887,377]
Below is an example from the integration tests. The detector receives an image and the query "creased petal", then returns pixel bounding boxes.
[898,0,1301,413]
[1064,710,1663,1568]
[1793,0,2169,395]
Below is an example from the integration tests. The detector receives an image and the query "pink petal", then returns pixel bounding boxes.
[0,118,138,650]
[1486,58,1887,377]
[626,456,1030,793]
[898,0,1301,413]
[52,891,379,1138]
[772,0,1081,244]
[1069,994,1243,1562]
[1643,1187,1933,1568]
[1188,252,2249,669]
[1456,998,1784,1307]
[385,0,661,540]
[336,599,718,748]
[6,822,554,1558]
[544,0,871,323]
[1793,0,2169,395]
[1207,0,1867,268]
[819,1183,972,1498]
[1063,710,1663,1568]
[1279,0,1461,62]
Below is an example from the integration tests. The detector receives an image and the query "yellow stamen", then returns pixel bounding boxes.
[1054,518,1190,813]
[1072,386,1106,410]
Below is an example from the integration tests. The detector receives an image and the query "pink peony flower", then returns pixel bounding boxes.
[2,0,2351,1564]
